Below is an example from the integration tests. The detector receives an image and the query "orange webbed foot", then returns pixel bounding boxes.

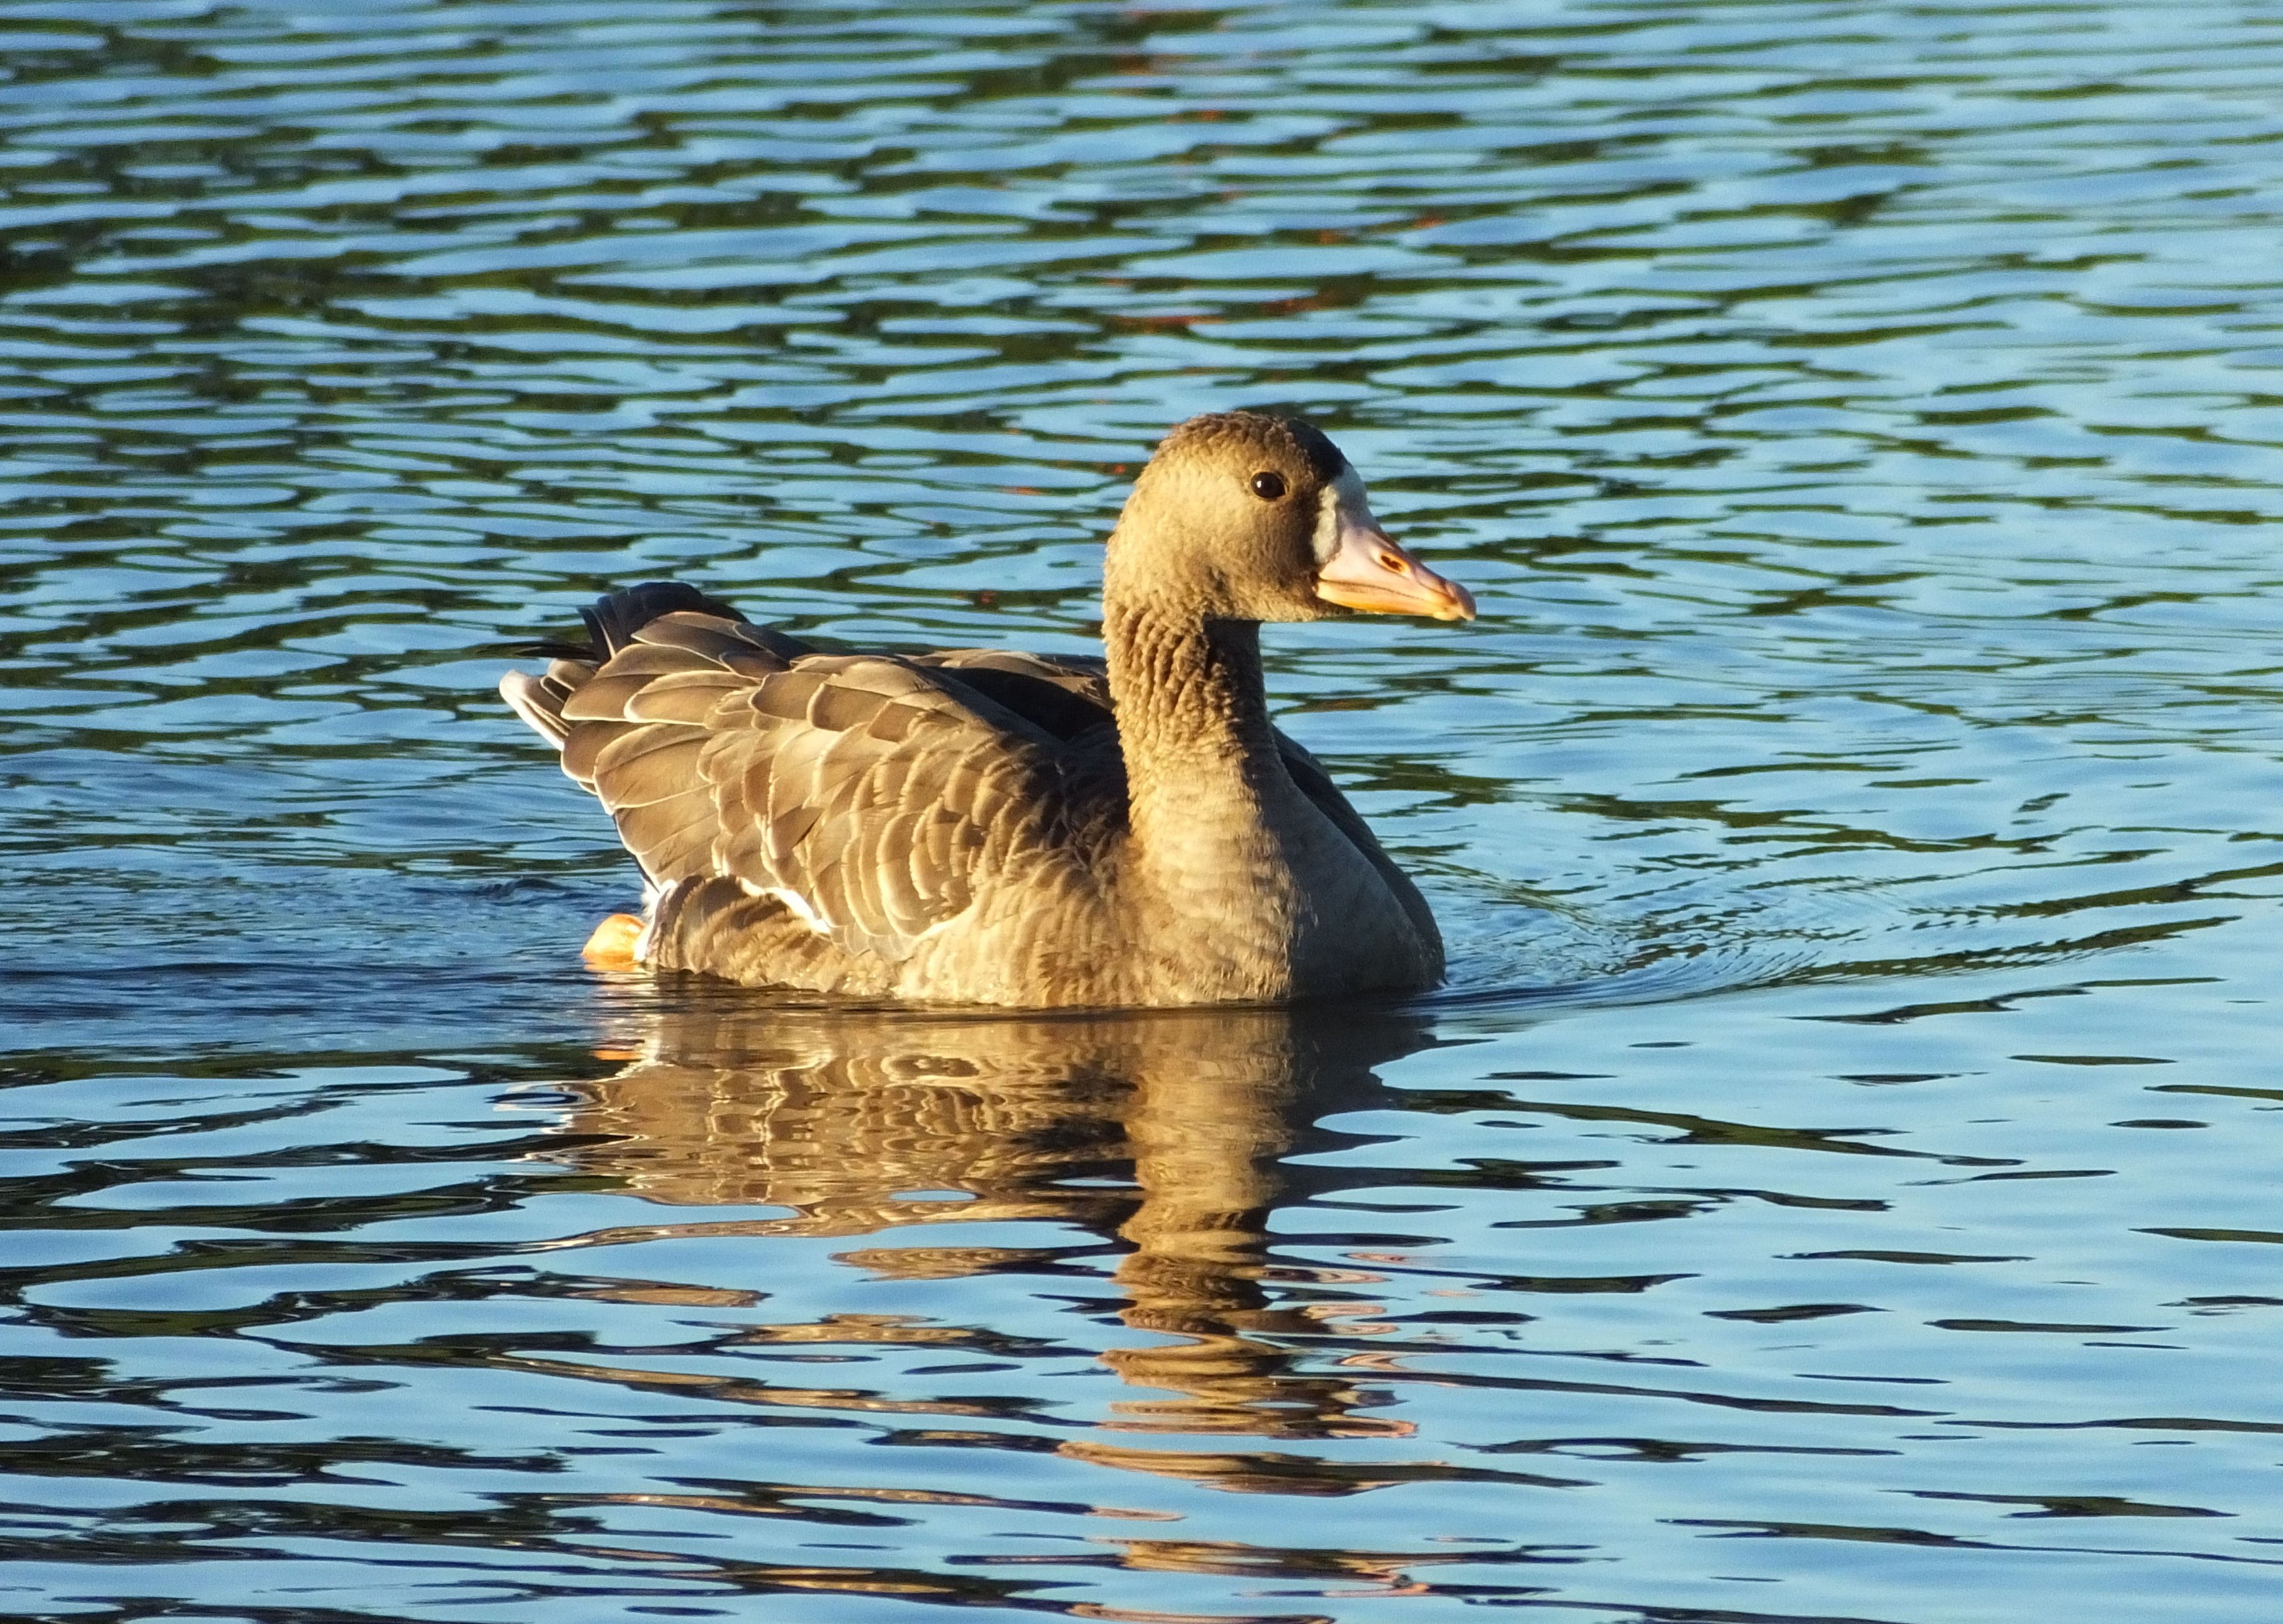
[582,912,645,970]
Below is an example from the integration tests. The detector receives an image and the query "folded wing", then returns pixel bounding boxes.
[501,590,1083,963]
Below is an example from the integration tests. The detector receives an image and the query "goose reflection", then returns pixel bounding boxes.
[562,994,1435,1459]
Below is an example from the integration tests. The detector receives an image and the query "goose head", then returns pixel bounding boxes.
[1104,412,1476,625]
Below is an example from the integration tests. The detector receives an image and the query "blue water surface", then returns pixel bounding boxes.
[4,2,2283,1619]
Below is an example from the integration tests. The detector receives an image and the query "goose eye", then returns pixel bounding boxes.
[1249,471,1287,501]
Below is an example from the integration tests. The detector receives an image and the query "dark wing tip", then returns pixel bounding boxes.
[512,638,599,660]
[581,581,753,658]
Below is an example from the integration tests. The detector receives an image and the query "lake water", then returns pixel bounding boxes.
[6,1,2283,1618]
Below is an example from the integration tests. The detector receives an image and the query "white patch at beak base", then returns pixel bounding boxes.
[1312,467,1374,565]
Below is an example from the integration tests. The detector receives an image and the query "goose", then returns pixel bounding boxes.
[500,411,1475,1007]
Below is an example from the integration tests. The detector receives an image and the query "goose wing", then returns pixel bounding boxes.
[1273,734,1442,949]
[502,592,1085,962]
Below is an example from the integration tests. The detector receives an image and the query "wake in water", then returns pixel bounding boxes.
[1420,848,2235,1023]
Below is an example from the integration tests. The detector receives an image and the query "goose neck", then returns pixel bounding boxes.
[1104,601,1283,788]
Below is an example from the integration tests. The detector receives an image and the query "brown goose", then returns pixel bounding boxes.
[500,411,1475,1007]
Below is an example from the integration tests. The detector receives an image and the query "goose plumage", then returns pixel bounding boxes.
[500,411,1475,1007]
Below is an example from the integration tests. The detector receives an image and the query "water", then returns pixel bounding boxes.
[6,0,2283,1617]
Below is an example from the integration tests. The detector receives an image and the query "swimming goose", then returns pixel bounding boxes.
[500,411,1475,1007]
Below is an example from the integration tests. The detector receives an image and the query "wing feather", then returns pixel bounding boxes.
[592,728,709,809]
[561,720,638,788]
[624,670,749,725]
[561,672,659,721]
[613,791,722,883]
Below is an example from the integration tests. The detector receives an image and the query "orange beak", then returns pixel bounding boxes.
[1314,519,1476,622]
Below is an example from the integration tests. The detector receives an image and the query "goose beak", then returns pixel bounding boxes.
[1314,516,1477,622]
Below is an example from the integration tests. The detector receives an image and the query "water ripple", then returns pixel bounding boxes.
[6,1,2283,1620]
